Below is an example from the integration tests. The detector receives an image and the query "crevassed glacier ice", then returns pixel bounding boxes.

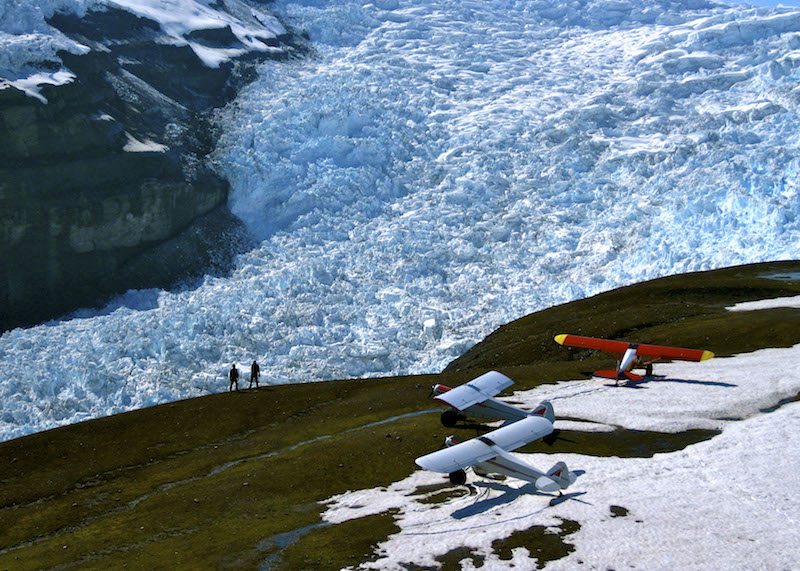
[2,0,800,441]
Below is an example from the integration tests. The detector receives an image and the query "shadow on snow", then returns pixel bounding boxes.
[610,375,737,389]
[451,471,588,519]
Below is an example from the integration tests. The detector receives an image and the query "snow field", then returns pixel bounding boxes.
[322,338,800,570]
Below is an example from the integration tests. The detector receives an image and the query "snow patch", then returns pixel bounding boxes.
[322,342,800,569]
[123,132,169,152]
[0,69,76,102]
[727,294,800,311]
[0,0,286,84]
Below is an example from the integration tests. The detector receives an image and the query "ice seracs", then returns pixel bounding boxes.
[2,0,800,441]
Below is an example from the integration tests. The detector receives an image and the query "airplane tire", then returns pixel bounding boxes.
[440,410,460,427]
[645,363,653,377]
[449,469,467,485]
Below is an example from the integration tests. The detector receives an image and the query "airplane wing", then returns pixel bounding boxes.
[555,334,713,362]
[554,334,629,356]
[435,370,515,411]
[415,415,553,474]
[634,343,714,362]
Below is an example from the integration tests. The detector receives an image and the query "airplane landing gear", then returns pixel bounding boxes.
[449,469,467,485]
[440,410,461,427]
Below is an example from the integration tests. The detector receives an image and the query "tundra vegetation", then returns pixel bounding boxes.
[1,260,798,568]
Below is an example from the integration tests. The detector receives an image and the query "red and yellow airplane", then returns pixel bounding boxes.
[555,334,714,384]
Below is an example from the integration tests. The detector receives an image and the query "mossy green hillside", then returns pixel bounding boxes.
[1,260,798,568]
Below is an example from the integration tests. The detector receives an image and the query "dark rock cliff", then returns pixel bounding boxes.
[0,3,306,331]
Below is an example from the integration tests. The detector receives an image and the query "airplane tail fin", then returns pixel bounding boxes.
[430,384,451,398]
[535,461,576,492]
[530,400,555,424]
[444,435,463,447]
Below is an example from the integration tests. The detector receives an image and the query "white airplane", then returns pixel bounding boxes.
[415,413,578,492]
[431,371,536,426]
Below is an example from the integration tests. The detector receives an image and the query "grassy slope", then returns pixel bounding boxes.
[1,260,799,569]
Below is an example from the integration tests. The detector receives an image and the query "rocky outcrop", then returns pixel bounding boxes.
[0,4,307,330]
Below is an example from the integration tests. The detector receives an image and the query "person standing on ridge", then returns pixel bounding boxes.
[229,364,240,392]
[249,360,260,389]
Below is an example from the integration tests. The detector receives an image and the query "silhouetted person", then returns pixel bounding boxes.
[229,364,239,392]
[249,360,260,389]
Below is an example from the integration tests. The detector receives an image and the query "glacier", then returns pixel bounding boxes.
[2,0,800,441]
